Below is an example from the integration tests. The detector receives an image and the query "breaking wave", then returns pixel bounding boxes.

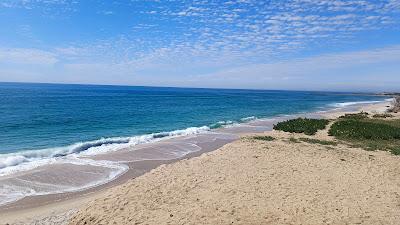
[329,98,393,108]
[0,126,210,176]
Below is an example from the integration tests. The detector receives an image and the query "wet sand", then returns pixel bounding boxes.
[0,135,235,224]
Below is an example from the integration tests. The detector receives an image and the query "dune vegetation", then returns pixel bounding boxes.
[273,118,329,135]
[274,112,400,155]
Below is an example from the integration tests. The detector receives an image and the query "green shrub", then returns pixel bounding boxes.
[298,138,337,146]
[329,118,400,155]
[372,113,394,118]
[339,112,369,120]
[252,136,275,141]
[390,147,400,155]
[328,120,400,140]
[273,118,329,135]
[288,137,300,143]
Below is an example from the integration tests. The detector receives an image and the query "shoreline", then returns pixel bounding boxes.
[69,100,400,225]
[0,138,233,222]
[0,100,363,207]
[0,100,394,224]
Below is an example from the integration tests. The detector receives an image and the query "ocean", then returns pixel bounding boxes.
[0,82,390,205]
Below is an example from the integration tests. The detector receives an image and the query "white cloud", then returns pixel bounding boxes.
[0,0,68,8]
[0,45,398,91]
[0,48,58,65]
[98,10,114,15]
[2,0,399,67]
[98,0,400,69]
[185,45,400,90]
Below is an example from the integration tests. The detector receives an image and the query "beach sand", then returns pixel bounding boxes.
[3,101,400,225]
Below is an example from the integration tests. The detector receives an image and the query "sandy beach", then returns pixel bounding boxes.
[2,101,400,225]
[67,103,400,225]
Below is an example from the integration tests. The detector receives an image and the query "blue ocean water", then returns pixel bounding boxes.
[0,82,388,157]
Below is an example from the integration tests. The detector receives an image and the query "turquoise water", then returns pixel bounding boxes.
[0,82,388,170]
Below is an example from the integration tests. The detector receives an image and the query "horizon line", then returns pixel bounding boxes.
[0,81,386,95]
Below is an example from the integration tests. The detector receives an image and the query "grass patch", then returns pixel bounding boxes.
[298,138,337,146]
[328,118,400,155]
[367,118,400,128]
[273,118,329,135]
[252,136,275,141]
[342,140,391,151]
[372,113,394,118]
[288,137,300,143]
[329,119,400,140]
[339,112,369,120]
[390,147,400,155]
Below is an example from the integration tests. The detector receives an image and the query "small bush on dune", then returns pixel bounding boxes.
[372,113,394,118]
[390,147,400,155]
[288,137,300,143]
[339,112,369,120]
[252,136,275,141]
[273,118,329,135]
[298,138,337,146]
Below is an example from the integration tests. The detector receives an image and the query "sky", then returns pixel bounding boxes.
[0,0,399,91]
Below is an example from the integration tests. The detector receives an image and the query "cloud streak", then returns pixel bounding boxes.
[0,48,58,65]
[187,45,400,90]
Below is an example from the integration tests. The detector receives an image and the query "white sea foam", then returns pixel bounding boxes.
[0,126,210,176]
[210,116,261,129]
[329,98,393,108]
[0,159,128,206]
[0,126,211,206]
[0,184,33,206]
[240,116,257,122]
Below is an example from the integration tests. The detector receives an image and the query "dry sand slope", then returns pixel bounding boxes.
[69,130,400,225]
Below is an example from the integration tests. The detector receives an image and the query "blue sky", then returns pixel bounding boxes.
[0,0,399,91]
